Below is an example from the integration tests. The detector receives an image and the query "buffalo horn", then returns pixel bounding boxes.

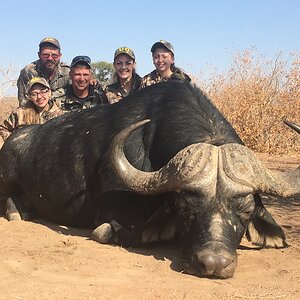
[217,143,300,198]
[284,120,300,134]
[110,120,300,199]
[109,120,219,195]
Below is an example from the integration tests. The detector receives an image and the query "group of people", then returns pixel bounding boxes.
[0,37,191,146]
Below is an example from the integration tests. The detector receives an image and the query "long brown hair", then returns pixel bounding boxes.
[19,107,41,126]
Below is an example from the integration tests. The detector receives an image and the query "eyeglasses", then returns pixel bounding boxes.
[41,53,60,60]
[30,89,49,99]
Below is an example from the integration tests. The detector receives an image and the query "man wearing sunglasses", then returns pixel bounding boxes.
[62,56,108,112]
[17,37,70,109]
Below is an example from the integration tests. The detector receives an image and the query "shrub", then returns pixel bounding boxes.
[195,48,300,155]
[0,97,18,123]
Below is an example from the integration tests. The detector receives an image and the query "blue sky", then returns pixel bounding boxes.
[1,0,300,95]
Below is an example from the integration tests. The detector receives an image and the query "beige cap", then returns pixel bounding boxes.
[27,77,50,93]
[39,37,61,50]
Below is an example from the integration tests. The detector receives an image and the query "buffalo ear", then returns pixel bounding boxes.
[245,194,288,248]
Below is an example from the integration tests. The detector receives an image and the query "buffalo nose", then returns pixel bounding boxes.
[197,253,234,278]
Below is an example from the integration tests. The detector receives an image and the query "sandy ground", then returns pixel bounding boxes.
[0,154,299,300]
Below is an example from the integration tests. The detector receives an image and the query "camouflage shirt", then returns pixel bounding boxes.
[140,68,191,88]
[105,73,142,104]
[62,84,108,112]
[0,100,63,143]
[17,60,70,108]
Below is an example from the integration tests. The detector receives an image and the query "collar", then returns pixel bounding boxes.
[66,84,96,100]
[36,60,67,79]
[107,73,142,95]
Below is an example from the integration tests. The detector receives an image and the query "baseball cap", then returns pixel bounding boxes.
[27,77,50,93]
[39,37,61,50]
[114,47,135,61]
[151,40,174,56]
[70,56,91,68]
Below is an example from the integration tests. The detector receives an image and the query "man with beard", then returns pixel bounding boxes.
[62,56,108,112]
[17,37,70,108]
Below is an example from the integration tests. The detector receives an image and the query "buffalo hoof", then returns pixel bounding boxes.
[6,198,22,221]
[92,223,113,244]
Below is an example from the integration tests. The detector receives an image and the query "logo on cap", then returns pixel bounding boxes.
[114,47,135,61]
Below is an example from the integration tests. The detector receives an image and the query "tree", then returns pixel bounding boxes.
[91,61,115,87]
[0,64,17,99]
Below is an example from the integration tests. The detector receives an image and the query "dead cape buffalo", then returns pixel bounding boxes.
[0,81,299,279]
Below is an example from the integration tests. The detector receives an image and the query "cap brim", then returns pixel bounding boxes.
[28,82,50,93]
[71,61,91,68]
[151,42,164,53]
[151,42,174,55]
[39,42,60,49]
[114,52,135,60]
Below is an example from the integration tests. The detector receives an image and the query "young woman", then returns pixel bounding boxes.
[140,40,191,88]
[105,47,142,104]
[0,77,63,145]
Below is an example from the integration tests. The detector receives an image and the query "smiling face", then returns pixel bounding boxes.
[114,54,135,82]
[38,45,61,73]
[152,47,174,77]
[69,65,92,94]
[29,83,51,110]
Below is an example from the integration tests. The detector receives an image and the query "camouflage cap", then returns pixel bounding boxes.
[151,40,174,56]
[114,47,135,61]
[70,55,91,68]
[27,77,50,93]
[39,37,61,50]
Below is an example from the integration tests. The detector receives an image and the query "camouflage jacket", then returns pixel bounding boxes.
[17,60,70,108]
[0,100,63,143]
[61,84,108,112]
[140,68,191,88]
[104,73,142,104]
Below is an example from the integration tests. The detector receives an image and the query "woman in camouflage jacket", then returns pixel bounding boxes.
[140,40,191,88]
[0,77,63,146]
[105,47,142,104]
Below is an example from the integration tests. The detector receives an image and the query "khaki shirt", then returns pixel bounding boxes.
[17,60,70,108]
[0,101,63,143]
[140,68,191,89]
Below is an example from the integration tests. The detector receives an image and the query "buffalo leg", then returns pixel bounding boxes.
[5,195,39,221]
[92,219,142,247]
[6,198,22,221]
[92,201,177,247]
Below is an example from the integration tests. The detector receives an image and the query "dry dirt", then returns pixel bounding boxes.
[0,154,299,300]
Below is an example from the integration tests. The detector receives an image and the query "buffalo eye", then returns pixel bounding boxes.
[235,194,255,222]
[239,210,254,221]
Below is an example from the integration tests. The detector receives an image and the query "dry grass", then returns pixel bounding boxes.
[0,97,18,123]
[0,49,299,155]
[195,48,300,155]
